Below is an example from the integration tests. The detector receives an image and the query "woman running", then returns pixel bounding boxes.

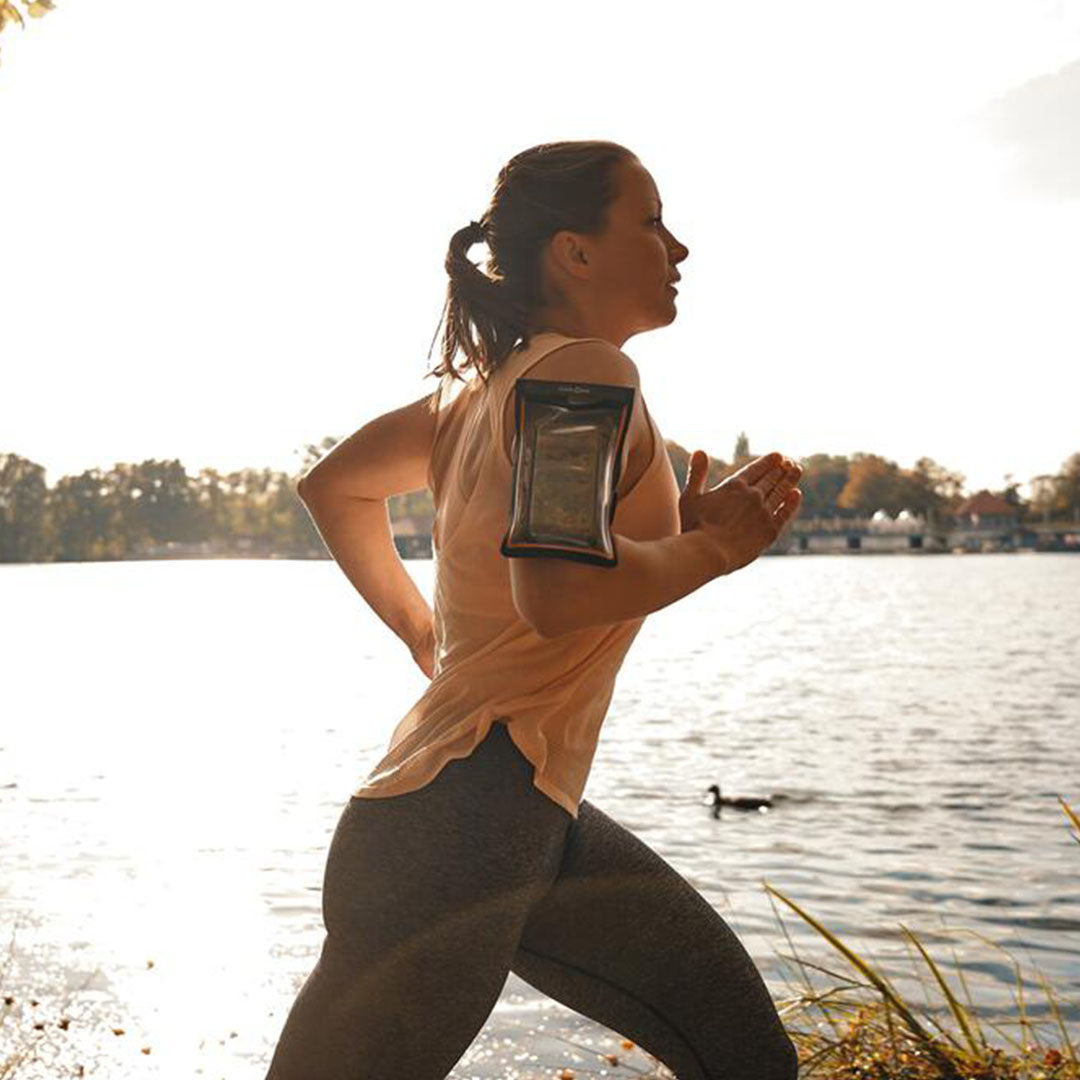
[266,139,804,1080]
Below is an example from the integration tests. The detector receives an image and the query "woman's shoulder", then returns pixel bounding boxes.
[493,334,649,475]
[503,333,640,388]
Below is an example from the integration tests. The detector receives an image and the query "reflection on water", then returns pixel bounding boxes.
[1,554,1078,1076]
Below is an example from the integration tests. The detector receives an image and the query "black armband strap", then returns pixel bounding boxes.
[500,378,635,568]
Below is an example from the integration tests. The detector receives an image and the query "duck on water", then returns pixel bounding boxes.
[705,784,789,817]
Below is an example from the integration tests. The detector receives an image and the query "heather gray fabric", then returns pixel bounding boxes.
[264,721,798,1080]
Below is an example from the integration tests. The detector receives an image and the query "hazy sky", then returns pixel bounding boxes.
[3,0,1079,499]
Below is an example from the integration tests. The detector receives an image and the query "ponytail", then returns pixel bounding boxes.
[425,140,634,396]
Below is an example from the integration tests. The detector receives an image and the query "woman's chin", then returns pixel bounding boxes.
[631,300,679,336]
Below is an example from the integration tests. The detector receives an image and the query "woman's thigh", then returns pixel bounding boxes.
[511,799,799,1080]
[265,722,572,1080]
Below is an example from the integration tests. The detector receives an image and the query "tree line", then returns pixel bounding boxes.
[1,436,1078,563]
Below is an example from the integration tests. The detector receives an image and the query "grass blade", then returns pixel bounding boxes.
[900,923,984,1059]
[1059,795,1080,843]
[1036,967,1077,1064]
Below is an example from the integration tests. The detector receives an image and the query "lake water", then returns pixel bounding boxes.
[1,553,1078,1078]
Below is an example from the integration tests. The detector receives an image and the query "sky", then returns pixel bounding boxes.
[3,0,1079,499]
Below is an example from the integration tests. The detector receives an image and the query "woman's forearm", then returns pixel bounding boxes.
[522,529,728,638]
[298,487,432,652]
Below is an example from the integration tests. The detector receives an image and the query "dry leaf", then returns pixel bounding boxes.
[27,0,55,16]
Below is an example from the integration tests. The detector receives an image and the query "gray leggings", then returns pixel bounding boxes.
[264,721,798,1080]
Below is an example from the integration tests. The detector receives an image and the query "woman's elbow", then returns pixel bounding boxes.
[296,466,321,496]
[296,470,333,504]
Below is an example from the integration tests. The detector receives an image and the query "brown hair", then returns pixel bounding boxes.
[425,139,636,400]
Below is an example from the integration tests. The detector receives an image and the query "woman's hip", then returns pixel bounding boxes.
[321,721,571,943]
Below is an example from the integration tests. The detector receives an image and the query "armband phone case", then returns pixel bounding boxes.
[500,378,636,568]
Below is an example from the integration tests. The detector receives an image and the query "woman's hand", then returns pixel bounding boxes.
[680,450,803,573]
[409,622,437,680]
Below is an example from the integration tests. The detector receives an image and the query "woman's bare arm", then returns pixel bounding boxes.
[297,491,434,658]
[514,529,727,638]
[296,390,441,666]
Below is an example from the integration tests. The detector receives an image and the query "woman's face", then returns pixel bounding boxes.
[587,157,690,336]
[533,155,690,344]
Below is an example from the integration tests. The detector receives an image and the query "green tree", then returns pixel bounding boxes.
[795,454,852,518]
[837,453,906,516]
[1056,452,1080,520]
[219,468,276,551]
[46,469,130,561]
[899,457,966,527]
[733,431,750,464]
[191,467,229,542]
[996,473,1023,508]
[1030,474,1059,520]
[0,452,49,562]
[1028,455,1079,522]
[266,469,323,553]
[108,459,202,549]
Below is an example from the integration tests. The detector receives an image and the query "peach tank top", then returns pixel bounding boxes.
[350,332,681,818]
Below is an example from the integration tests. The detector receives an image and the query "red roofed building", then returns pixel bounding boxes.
[954,491,1018,529]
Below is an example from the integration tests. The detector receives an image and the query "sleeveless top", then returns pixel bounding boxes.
[350,331,681,818]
